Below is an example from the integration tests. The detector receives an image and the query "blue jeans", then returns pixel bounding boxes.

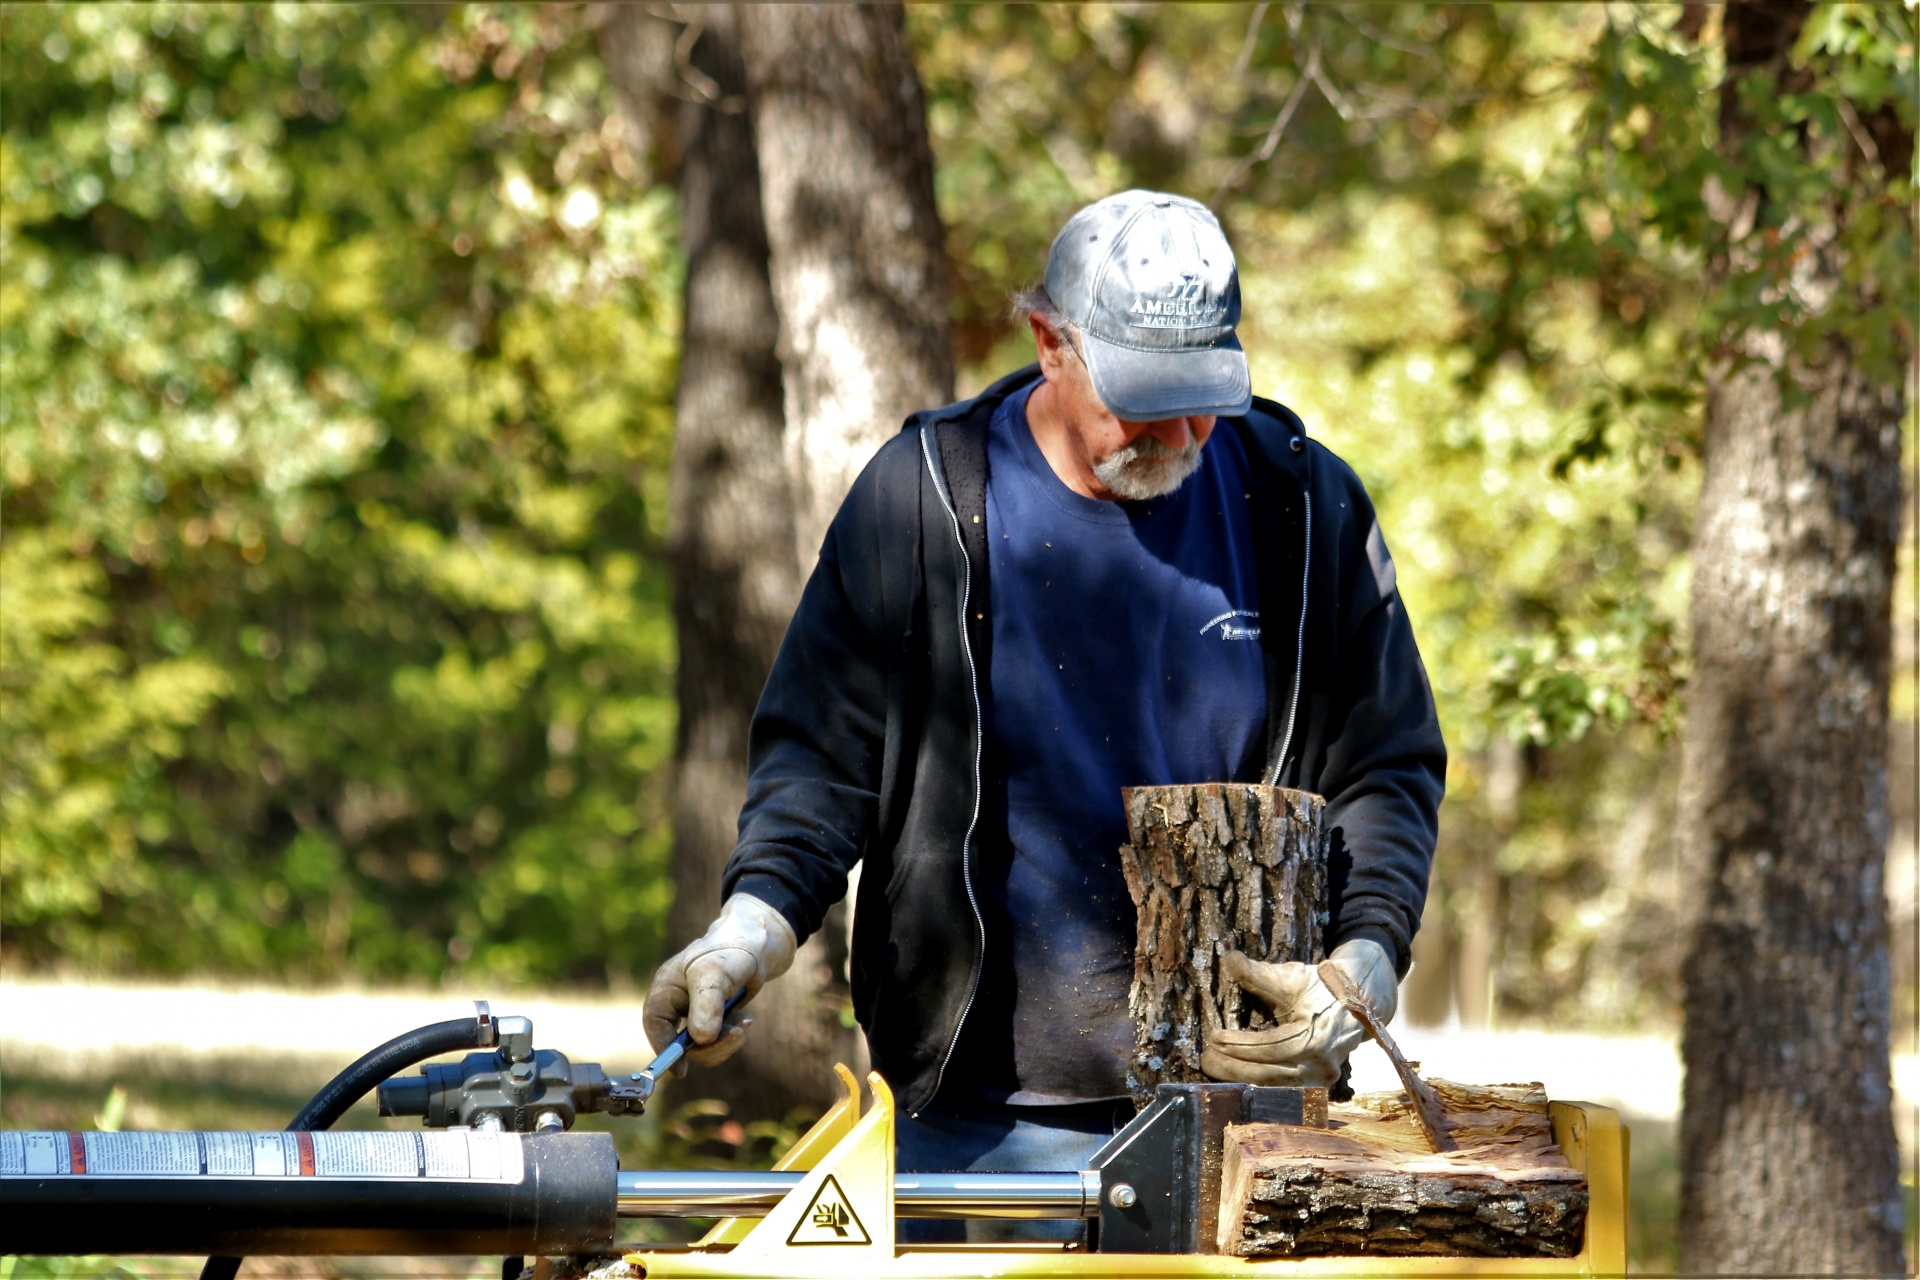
[895,1097,1132,1244]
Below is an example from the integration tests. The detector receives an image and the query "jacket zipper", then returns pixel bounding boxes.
[1265,490,1311,788]
[918,424,987,1112]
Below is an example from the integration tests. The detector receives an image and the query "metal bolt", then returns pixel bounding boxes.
[1108,1182,1138,1209]
[533,1111,566,1134]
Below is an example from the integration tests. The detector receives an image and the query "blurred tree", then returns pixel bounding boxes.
[600,3,841,1118]
[599,2,954,1117]
[2,4,681,987]
[714,0,954,1113]
[739,3,956,567]
[1674,1,1911,1270]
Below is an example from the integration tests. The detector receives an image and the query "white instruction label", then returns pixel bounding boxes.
[0,1131,523,1183]
[82,1132,202,1175]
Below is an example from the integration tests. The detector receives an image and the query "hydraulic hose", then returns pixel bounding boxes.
[199,1013,495,1280]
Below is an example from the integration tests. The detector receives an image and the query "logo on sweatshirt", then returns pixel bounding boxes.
[1201,609,1261,641]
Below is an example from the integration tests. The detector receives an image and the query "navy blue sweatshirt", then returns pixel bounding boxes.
[962,383,1267,1102]
[723,366,1446,1114]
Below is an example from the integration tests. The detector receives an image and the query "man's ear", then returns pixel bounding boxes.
[1028,313,1070,382]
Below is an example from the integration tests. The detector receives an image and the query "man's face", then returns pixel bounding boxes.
[1030,315,1216,502]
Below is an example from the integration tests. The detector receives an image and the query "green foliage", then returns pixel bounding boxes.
[2,4,680,986]
[1541,4,1914,403]
[1492,602,1682,745]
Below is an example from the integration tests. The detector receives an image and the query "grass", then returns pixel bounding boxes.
[1623,1114,1678,1275]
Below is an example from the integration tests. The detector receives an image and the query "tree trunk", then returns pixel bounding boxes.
[1119,784,1328,1106]
[1218,1082,1588,1258]
[736,2,955,568]
[601,4,857,1120]
[1676,2,1907,1271]
[595,4,681,188]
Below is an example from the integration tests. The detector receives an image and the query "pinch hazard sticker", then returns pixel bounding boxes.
[786,1174,871,1246]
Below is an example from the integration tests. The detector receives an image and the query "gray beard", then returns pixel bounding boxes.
[1092,435,1203,501]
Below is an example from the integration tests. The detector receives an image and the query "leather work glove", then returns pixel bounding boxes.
[1199,937,1398,1088]
[642,893,797,1071]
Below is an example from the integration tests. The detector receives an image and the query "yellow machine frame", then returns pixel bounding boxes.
[629,1069,1629,1280]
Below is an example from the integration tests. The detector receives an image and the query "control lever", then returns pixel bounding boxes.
[605,989,749,1112]
[377,990,749,1130]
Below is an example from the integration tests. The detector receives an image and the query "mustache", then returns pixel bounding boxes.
[1117,435,1198,462]
[1092,433,1203,500]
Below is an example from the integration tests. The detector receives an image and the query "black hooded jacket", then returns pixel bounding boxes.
[723,366,1446,1115]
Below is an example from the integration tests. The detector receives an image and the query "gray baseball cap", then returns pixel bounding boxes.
[1043,190,1251,420]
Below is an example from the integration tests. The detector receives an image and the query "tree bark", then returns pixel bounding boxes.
[1676,2,1908,1271]
[601,4,857,1119]
[736,2,955,568]
[595,4,681,188]
[1120,783,1328,1106]
[1218,1082,1588,1258]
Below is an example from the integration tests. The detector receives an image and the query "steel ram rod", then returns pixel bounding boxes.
[616,1169,1102,1219]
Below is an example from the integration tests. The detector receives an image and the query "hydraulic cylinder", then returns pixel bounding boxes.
[0,1131,1098,1255]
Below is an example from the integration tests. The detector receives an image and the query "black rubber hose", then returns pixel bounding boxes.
[199,1016,493,1280]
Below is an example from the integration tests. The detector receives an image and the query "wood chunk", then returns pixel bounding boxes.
[1119,783,1328,1107]
[1316,959,1454,1153]
[1217,1081,1589,1258]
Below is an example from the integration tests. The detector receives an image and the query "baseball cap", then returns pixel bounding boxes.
[1043,190,1251,421]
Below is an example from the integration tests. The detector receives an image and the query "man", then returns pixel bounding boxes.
[643,191,1445,1229]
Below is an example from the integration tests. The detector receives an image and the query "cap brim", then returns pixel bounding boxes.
[1082,332,1252,420]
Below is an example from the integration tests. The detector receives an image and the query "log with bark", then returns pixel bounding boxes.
[1119,783,1328,1106]
[1217,1081,1589,1258]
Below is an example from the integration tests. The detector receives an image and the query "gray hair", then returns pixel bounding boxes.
[1010,283,1083,361]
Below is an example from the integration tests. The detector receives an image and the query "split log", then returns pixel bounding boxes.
[1217,1081,1589,1258]
[1119,783,1327,1107]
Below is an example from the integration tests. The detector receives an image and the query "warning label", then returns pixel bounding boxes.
[786,1174,871,1246]
[0,1131,524,1184]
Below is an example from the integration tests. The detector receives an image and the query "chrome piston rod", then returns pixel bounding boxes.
[616,1169,1102,1220]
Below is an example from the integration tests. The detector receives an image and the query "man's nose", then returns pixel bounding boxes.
[1145,418,1195,450]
